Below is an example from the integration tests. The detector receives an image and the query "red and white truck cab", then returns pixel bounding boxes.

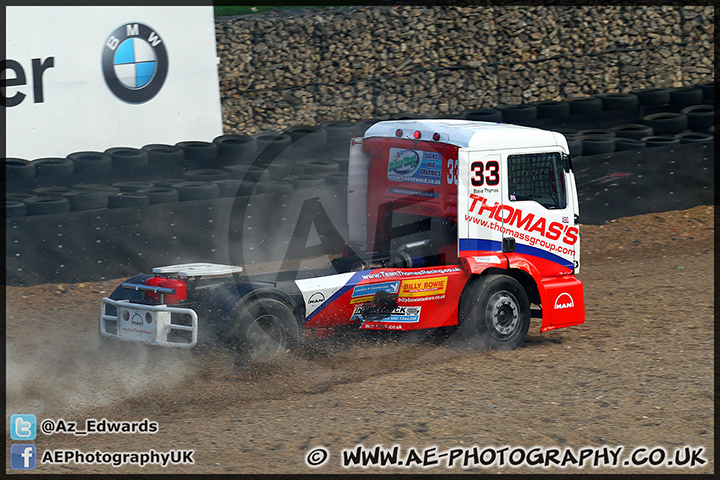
[100,120,584,360]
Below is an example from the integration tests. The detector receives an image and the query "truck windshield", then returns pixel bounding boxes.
[507,152,567,209]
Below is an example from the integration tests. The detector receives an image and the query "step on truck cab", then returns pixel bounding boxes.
[100,120,585,362]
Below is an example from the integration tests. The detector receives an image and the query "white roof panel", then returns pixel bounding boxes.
[363,119,567,151]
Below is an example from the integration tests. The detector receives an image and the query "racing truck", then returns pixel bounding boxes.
[99,120,585,363]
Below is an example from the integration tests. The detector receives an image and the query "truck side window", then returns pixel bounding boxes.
[507,152,567,209]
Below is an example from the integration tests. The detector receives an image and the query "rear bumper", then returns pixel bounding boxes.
[99,298,198,348]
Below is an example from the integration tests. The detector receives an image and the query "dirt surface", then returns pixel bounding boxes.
[5,205,714,474]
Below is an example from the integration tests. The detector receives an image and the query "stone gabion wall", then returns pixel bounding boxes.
[215,5,714,134]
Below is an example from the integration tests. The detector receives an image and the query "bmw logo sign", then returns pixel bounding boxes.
[102,23,168,104]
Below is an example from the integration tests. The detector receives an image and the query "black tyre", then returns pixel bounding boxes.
[223,165,266,183]
[267,162,303,181]
[24,196,71,215]
[255,181,293,194]
[642,136,680,148]
[531,100,570,119]
[183,169,230,182]
[578,129,616,139]
[141,144,185,164]
[675,132,714,144]
[33,186,78,196]
[694,81,715,101]
[324,173,348,185]
[283,125,328,148]
[289,174,325,190]
[668,87,703,106]
[581,136,615,155]
[174,181,220,201]
[107,192,150,209]
[6,200,27,218]
[614,138,646,152]
[629,88,670,106]
[567,137,583,157]
[567,97,602,114]
[299,160,339,175]
[595,93,639,110]
[6,192,37,202]
[73,183,121,194]
[213,134,258,165]
[67,151,112,172]
[641,112,689,135]
[175,141,219,168]
[153,178,187,188]
[112,181,155,192]
[459,275,530,350]
[253,132,293,165]
[212,179,247,197]
[463,108,503,122]
[611,124,653,140]
[33,157,75,177]
[4,158,36,181]
[137,187,179,204]
[322,121,365,144]
[496,104,537,123]
[226,296,301,363]
[105,147,149,168]
[65,191,109,211]
[680,104,715,131]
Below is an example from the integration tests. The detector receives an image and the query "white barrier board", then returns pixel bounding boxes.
[4,6,223,159]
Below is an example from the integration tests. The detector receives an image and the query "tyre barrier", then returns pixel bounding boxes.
[5,85,714,284]
[112,181,156,192]
[183,169,230,182]
[694,81,715,101]
[463,108,503,122]
[174,181,221,201]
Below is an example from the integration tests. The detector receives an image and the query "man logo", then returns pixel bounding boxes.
[554,292,574,310]
[102,23,168,104]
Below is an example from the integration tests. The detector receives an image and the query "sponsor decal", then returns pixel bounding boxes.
[102,22,168,104]
[473,256,502,264]
[400,276,447,298]
[554,292,575,310]
[387,148,442,186]
[466,193,578,246]
[351,305,421,323]
[308,292,325,307]
[352,282,400,297]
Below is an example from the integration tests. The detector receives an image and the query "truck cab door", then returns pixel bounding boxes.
[502,150,578,277]
[457,150,505,256]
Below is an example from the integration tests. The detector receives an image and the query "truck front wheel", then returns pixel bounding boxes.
[459,275,530,350]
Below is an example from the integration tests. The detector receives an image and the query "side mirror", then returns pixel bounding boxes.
[561,153,572,172]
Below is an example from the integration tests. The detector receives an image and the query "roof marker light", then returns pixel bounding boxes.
[413,130,421,139]
[432,132,441,141]
[395,129,403,137]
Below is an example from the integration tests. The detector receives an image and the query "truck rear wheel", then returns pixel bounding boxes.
[459,275,530,350]
[226,296,300,364]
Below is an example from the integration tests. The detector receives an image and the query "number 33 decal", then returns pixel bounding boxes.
[470,160,500,186]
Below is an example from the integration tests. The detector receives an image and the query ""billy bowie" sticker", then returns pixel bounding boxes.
[400,276,448,298]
